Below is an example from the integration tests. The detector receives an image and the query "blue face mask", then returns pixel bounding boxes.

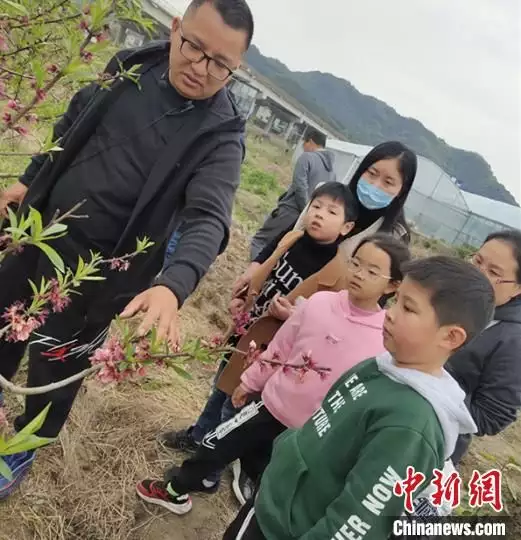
[356,177,394,210]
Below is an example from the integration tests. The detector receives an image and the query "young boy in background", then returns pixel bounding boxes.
[222,256,495,539]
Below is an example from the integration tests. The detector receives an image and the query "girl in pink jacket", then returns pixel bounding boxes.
[232,234,411,428]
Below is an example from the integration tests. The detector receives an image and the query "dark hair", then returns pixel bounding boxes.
[310,182,358,223]
[484,229,521,283]
[186,0,254,49]
[348,141,417,233]
[304,129,327,148]
[403,256,495,344]
[353,233,411,282]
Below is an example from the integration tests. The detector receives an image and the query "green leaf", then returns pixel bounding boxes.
[6,205,18,230]
[1,0,28,15]
[41,223,68,237]
[32,61,45,89]
[0,456,13,481]
[34,243,64,273]
[29,207,43,238]
[10,403,51,442]
[171,364,193,380]
[3,434,54,455]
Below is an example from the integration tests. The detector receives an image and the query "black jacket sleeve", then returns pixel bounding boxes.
[154,137,243,306]
[449,329,521,437]
[467,335,521,436]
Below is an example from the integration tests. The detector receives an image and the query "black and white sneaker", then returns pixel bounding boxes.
[231,459,255,506]
[160,427,200,453]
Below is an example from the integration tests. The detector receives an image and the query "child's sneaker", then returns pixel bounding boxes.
[231,459,255,506]
[136,479,192,515]
[0,450,35,500]
[160,428,200,453]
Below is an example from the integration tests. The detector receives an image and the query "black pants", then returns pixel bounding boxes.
[223,496,266,540]
[0,248,118,438]
[165,401,285,494]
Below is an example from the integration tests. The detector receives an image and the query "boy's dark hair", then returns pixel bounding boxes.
[403,256,495,344]
[353,234,411,282]
[484,229,521,283]
[186,0,254,49]
[304,129,327,148]
[310,182,358,223]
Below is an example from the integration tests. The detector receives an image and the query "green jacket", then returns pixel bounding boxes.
[256,358,447,540]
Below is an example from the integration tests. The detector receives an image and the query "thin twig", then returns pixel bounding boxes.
[0,365,100,395]
[0,347,246,395]
[0,30,93,134]
[0,173,22,179]
[0,67,35,80]
[10,14,82,30]
[0,152,34,156]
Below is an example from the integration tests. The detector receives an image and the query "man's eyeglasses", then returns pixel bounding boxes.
[347,259,391,281]
[469,253,517,285]
[179,29,235,81]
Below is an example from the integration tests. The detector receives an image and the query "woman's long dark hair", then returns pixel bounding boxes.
[348,141,417,236]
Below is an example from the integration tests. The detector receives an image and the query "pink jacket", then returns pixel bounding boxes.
[240,291,386,428]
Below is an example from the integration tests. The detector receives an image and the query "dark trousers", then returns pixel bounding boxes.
[165,401,285,494]
[223,496,266,540]
[0,248,117,438]
[191,360,238,443]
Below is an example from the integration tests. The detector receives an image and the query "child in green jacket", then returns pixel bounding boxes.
[223,256,495,540]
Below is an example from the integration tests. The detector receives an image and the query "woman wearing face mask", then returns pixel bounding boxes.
[343,140,417,250]
[290,141,417,258]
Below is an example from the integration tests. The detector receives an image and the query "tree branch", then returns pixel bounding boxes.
[0,347,247,395]
[0,30,93,135]
[0,67,35,80]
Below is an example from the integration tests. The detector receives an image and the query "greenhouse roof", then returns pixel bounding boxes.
[462,191,521,230]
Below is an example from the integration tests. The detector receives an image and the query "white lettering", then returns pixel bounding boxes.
[362,466,402,516]
[380,467,402,488]
[312,407,331,438]
[373,484,392,502]
[344,374,359,388]
[327,390,346,414]
[361,493,385,516]
[347,515,371,536]
[350,383,367,401]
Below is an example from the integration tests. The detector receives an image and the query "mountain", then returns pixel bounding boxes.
[245,46,518,207]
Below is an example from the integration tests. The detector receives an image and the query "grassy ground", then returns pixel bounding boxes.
[1,133,520,539]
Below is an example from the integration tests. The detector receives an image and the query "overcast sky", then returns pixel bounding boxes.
[172,0,520,203]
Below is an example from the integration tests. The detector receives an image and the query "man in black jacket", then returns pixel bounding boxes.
[0,0,253,495]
